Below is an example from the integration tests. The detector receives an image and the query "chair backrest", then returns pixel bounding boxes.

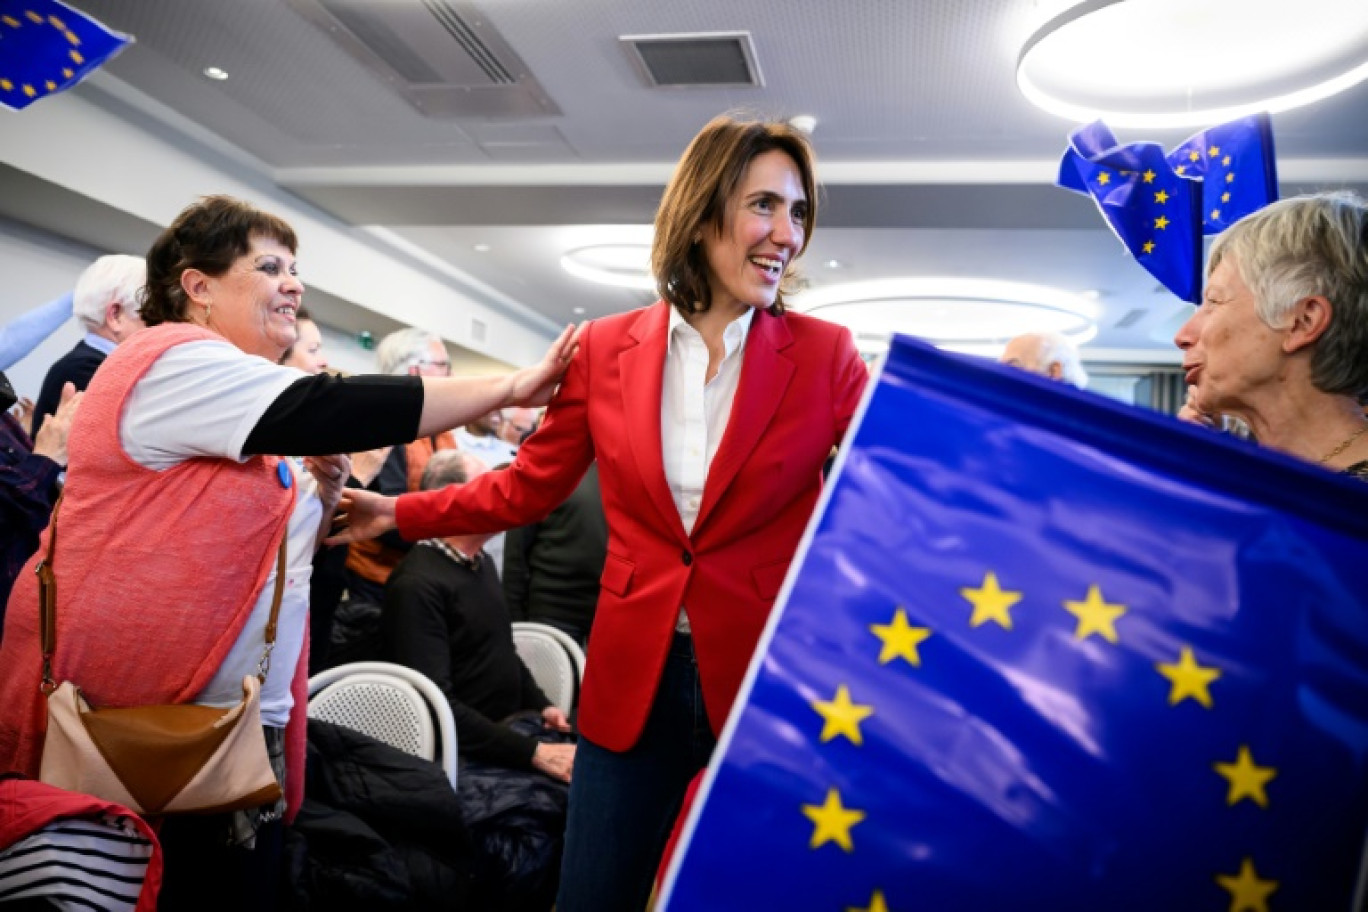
[512,621,586,682]
[511,626,578,715]
[307,661,458,788]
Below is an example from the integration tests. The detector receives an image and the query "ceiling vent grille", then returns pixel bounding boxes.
[621,32,764,88]
[287,0,558,117]
[1113,307,1147,329]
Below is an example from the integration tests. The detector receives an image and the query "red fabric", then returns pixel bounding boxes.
[0,777,163,911]
[397,304,867,750]
[0,324,303,816]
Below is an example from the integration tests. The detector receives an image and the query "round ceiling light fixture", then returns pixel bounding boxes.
[1017,0,1368,128]
[792,278,1099,356]
[560,244,655,291]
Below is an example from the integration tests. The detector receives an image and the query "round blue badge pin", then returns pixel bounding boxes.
[277,461,293,489]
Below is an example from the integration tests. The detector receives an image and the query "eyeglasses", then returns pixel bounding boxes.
[413,357,452,373]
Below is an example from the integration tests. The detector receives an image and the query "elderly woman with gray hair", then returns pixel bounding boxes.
[1176,191,1368,479]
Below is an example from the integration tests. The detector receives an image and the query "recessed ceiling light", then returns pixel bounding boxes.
[572,307,586,315]
[560,244,655,290]
[792,278,1098,354]
[473,243,491,253]
[788,114,818,135]
[824,259,843,270]
[202,66,229,81]
[1017,0,1368,127]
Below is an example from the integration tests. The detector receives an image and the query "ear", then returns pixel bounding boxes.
[103,301,123,330]
[1283,295,1332,354]
[181,268,212,305]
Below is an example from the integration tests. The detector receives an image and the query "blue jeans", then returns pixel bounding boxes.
[555,632,717,912]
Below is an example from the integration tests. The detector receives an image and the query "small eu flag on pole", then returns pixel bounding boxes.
[1058,120,1203,303]
[0,0,131,112]
[1167,113,1279,235]
[660,336,1368,912]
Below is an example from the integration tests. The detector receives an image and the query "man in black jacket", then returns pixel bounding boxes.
[30,255,144,439]
[383,450,576,782]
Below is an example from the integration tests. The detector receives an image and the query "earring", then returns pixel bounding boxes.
[202,300,213,323]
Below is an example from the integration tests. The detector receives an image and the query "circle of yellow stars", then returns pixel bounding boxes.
[799,567,1284,910]
[0,10,87,101]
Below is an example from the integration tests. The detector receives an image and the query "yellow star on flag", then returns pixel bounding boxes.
[44,80,55,92]
[1211,209,1222,221]
[1154,215,1170,230]
[1222,191,1231,203]
[1189,149,1201,161]
[1142,240,1155,255]
[1222,155,1232,166]
[1215,857,1278,912]
[869,607,932,666]
[1214,745,1277,808]
[848,890,890,912]
[812,684,874,746]
[1175,164,1187,175]
[1208,145,1220,157]
[1062,584,1127,643]
[802,788,865,852]
[22,84,36,98]
[0,79,11,91]
[70,49,84,64]
[959,571,1022,630]
[1226,172,1236,183]
[1156,646,1221,708]
[25,10,42,23]
[1154,189,1169,204]
[2,15,21,27]
[1141,169,1156,183]
[1096,171,1111,186]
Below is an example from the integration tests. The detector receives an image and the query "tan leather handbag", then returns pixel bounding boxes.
[37,495,286,816]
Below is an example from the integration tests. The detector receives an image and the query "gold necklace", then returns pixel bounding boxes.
[1318,423,1368,465]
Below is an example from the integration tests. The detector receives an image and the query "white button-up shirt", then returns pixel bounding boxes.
[661,306,753,631]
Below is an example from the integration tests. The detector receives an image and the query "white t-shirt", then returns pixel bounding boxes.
[120,339,316,726]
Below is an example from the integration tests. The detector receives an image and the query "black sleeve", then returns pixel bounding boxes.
[374,445,413,553]
[501,524,535,621]
[242,373,423,456]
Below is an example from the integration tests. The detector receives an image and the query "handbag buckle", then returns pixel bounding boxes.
[256,642,274,683]
[40,657,56,696]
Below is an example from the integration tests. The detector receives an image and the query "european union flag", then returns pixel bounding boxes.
[1058,121,1203,303]
[0,0,130,112]
[1167,114,1279,235]
[660,336,1368,912]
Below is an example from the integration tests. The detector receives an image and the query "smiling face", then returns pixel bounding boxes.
[701,149,808,318]
[1174,255,1289,416]
[204,236,304,360]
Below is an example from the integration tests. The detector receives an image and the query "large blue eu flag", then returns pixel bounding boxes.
[1058,121,1203,303]
[0,0,130,112]
[1167,114,1279,235]
[660,336,1368,912]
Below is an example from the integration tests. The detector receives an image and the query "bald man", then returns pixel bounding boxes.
[999,332,1088,388]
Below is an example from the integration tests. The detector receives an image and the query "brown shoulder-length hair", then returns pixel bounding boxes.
[141,195,299,326]
[652,114,817,318]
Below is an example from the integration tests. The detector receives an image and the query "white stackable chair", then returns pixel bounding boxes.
[307,661,458,789]
[510,623,583,715]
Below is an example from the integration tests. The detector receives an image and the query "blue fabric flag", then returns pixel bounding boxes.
[661,336,1368,912]
[1059,121,1204,303]
[1167,114,1279,235]
[0,0,131,112]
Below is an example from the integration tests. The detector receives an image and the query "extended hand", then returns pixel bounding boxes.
[541,705,572,732]
[532,742,576,783]
[305,453,352,511]
[507,323,581,407]
[32,382,81,465]
[1176,386,1217,429]
[325,488,399,545]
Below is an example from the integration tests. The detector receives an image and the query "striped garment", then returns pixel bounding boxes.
[0,813,153,911]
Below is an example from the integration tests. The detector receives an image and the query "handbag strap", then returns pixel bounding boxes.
[38,489,291,694]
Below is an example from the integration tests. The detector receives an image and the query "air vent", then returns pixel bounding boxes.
[286,0,560,117]
[470,317,487,344]
[1113,308,1147,329]
[621,32,764,88]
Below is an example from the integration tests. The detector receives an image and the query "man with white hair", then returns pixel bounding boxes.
[30,255,145,438]
[999,332,1089,388]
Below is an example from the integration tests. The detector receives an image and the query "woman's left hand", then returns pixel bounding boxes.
[305,453,352,511]
[541,705,573,732]
[507,323,581,407]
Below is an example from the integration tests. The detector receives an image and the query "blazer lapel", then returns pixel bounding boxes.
[620,304,691,544]
[694,310,794,531]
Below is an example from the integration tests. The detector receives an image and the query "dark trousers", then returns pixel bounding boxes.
[156,815,283,911]
[555,632,717,912]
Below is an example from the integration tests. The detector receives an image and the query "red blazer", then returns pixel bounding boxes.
[398,302,867,751]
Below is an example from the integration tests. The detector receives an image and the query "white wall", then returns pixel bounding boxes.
[0,220,96,401]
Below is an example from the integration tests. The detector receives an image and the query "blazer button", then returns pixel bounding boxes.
[681,551,693,567]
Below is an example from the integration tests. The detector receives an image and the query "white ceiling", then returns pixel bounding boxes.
[13,0,1368,365]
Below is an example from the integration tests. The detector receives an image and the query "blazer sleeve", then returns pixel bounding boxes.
[831,325,868,443]
[397,320,599,541]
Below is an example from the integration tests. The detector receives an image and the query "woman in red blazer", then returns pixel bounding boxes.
[337,114,867,910]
